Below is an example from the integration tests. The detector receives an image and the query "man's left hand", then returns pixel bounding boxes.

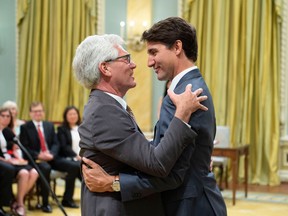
[82,157,115,192]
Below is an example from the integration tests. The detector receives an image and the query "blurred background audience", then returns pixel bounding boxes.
[19,102,80,213]
[0,107,38,216]
[2,101,25,136]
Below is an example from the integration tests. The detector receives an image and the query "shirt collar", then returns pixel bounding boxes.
[33,120,43,128]
[169,66,198,92]
[105,92,127,110]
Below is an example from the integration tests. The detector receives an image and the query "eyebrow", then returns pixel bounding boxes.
[147,48,158,54]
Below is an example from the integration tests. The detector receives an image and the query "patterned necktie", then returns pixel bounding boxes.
[126,105,136,121]
[37,124,47,151]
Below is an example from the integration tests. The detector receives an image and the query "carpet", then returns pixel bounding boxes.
[221,190,288,204]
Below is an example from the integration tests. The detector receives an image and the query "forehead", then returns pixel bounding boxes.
[0,110,9,115]
[146,41,168,53]
[31,104,43,110]
[67,109,77,114]
[116,45,128,55]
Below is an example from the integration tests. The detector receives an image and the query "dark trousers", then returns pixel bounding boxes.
[164,194,216,216]
[37,158,81,205]
[0,161,15,206]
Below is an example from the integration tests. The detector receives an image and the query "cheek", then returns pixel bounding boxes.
[36,114,43,119]
[3,119,10,126]
[68,115,77,122]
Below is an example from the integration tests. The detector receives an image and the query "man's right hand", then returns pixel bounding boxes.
[82,157,115,192]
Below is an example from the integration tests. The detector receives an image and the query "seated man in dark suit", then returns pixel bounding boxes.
[20,102,80,213]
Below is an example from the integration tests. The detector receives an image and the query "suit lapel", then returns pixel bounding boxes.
[26,121,41,150]
[66,127,72,146]
[92,89,143,134]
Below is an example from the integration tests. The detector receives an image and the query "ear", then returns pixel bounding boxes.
[174,40,183,55]
[99,62,112,77]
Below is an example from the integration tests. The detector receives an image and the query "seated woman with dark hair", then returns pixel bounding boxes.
[0,107,38,216]
[57,106,82,208]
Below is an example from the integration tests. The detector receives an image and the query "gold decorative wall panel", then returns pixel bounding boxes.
[126,0,152,131]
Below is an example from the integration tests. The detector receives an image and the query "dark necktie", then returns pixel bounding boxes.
[37,124,47,151]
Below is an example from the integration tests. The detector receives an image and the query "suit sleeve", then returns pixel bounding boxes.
[80,104,197,177]
[119,146,194,201]
[119,97,196,201]
[119,79,214,202]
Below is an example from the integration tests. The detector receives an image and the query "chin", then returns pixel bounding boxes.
[157,76,165,81]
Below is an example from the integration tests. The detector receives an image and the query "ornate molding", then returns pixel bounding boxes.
[97,0,105,34]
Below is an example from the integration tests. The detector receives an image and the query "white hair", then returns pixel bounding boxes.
[72,34,125,89]
[2,100,18,110]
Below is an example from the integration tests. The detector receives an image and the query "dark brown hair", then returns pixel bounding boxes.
[62,106,81,129]
[0,107,14,129]
[142,17,198,62]
[29,101,44,112]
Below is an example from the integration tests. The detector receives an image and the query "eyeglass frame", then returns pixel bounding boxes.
[30,110,44,113]
[105,54,131,64]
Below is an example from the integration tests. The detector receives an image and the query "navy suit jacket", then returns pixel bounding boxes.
[120,69,227,216]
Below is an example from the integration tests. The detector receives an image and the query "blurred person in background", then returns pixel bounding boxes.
[20,102,80,213]
[57,105,82,180]
[2,101,25,159]
[2,101,25,136]
[0,107,38,216]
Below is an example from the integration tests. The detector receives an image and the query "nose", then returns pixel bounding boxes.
[129,61,137,69]
[147,56,155,67]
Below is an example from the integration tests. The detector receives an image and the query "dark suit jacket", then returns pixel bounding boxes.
[79,89,197,216]
[20,121,60,160]
[57,125,77,158]
[20,120,80,204]
[120,69,227,216]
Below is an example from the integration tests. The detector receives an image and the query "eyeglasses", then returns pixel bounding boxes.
[0,114,11,118]
[105,54,131,64]
[31,110,44,113]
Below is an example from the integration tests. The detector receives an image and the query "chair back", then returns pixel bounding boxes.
[214,126,230,148]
